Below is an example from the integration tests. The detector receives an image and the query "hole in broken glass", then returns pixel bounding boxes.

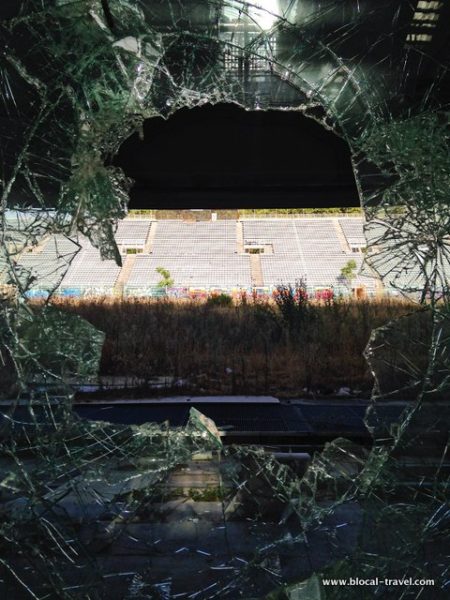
[111,103,360,211]
[1,2,449,597]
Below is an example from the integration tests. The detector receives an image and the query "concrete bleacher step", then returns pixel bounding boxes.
[250,254,264,286]
[143,221,157,253]
[114,254,137,295]
[236,221,244,253]
[333,218,352,253]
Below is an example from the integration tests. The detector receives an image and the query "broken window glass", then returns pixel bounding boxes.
[0,1,449,598]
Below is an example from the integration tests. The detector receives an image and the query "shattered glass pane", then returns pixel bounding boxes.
[0,1,449,598]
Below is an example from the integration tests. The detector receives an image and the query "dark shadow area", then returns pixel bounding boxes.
[112,103,360,209]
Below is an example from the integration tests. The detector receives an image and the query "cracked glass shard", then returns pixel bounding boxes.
[0,1,449,598]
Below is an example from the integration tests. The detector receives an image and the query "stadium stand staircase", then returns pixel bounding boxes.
[144,221,157,253]
[23,237,48,255]
[114,254,137,296]
[250,254,264,286]
[236,221,244,253]
[333,219,351,253]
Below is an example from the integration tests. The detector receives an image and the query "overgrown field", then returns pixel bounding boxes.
[55,294,424,396]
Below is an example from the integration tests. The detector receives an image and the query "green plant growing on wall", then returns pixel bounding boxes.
[340,259,357,289]
[156,267,174,292]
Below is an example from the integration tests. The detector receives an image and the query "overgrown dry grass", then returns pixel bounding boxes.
[54,295,423,396]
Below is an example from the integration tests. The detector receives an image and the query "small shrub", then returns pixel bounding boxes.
[156,266,174,290]
[206,293,233,307]
[273,278,311,333]
[339,259,358,287]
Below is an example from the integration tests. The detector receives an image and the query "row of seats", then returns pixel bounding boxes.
[61,248,121,288]
[152,220,237,256]
[242,219,347,255]
[115,220,151,245]
[127,255,252,288]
